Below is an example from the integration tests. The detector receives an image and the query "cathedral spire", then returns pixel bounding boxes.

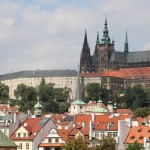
[83,29,88,46]
[124,29,129,53]
[101,17,110,44]
[75,65,82,100]
[96,31,100,44]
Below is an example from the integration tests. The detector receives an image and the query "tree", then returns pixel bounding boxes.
[38,78,55,102]
[85,83,111,104]
[14,84,37,101]
[94,136,116,150]
[134,107,150,118]
[0,82,9,103]
[124,85,149,110]
[14,84,37,112]
[62,136,88,150]
[126,141,143,150]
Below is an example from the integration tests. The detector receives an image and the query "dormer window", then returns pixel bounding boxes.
[49,139,52,143]
[130,136,135,139]
[18,133,20,137]
[138,128,142,132]
[139,136,143,140]
[23,133,26,137]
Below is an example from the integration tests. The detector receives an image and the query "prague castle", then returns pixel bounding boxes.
[80,18,150,73]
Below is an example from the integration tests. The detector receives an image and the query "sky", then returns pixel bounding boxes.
[0,0,150,74]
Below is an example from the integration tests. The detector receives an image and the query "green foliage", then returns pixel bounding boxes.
[38,78,55,102]
[14,84,37,101]
[124,85,150,110]
[62,136,88,150]
[126,141,143,150]
[14,83,37,112]
[0,82,9,103]
[134,107,150,118]
[93,136,116,150]
[85,83,111,104]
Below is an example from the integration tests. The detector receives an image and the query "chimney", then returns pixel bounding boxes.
[14,113,17,123]
[91,113,95,122]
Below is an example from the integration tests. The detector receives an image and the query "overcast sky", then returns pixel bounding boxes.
[0,0,150,74]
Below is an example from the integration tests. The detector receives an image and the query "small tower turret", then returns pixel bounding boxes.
[107,93,113,113]
[34,98,42,118]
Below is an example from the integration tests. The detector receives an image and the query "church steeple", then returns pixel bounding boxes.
[101,17,111,44]
[75,65,82,100]
[124,30,129,53]
[80,30,91,73]
[96,31,100,44]
[83,30,88,46]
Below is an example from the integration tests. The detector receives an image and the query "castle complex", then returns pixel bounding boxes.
[80,18,150,73]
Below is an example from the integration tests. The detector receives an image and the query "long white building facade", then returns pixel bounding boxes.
[0,70,77,100]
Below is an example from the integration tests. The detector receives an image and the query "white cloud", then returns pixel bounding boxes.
[0,0,150,74]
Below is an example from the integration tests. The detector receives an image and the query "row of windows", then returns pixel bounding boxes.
[94,132,117,138]
[49,138,59,143]
[18,143,29,149]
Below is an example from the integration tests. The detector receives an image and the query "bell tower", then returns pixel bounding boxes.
[94,18,115,72]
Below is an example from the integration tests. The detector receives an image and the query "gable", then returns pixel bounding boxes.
[16,126,29,134]
[46,128,60,138]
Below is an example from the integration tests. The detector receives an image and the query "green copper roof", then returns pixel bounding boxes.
[124,29,129,53]
[113,102,117,109]
[92,107,107,113]
[34,100,42,109]
[97,98,102,103]
[101,18,111,44]
[71,100,85,105]
[0,130,17,147]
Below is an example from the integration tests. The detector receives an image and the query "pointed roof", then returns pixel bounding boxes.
[96,31,100,44]
[34,99,42,109]
[124,29,129,53]
[97,97,102,103]
[0,130,17,147]
[72,65,85,105]
[75,65,82,100]
[83,29,88,46]
[101,17,111,44]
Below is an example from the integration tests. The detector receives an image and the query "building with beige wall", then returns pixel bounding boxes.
[0,70,77,100]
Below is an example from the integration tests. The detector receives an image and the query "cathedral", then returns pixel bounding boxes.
[80,18,150,73]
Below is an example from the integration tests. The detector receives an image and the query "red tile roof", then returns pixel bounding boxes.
[117,109,133,114]
[75,115,92,124]
[11,117,49,140]
[120,67,150,77]
[69,123,89,136]
[81,70,123,78]
[81,67,150,78]
[125,126,150,144]
[58,129,72,141]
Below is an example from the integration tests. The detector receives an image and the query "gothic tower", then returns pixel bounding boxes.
[124,30,129,53]
[94,18,115,72]
[80,30,91,73]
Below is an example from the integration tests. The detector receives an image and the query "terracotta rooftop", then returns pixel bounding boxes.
[125,126,150,144]
[117,109,133,114]
[75,114,92,124]
[120,67,150,77]
[11,117,50,140]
